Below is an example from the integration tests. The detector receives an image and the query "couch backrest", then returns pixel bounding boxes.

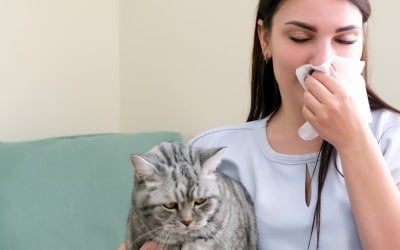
[0,132,182,250]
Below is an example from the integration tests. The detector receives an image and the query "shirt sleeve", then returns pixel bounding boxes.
[378,125,400,184]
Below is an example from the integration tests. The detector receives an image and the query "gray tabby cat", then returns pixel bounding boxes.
[125,141,257,250]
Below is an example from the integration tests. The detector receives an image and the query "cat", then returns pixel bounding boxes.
[125,141,257,250]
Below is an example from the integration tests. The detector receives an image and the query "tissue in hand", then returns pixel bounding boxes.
[295,56,372,141]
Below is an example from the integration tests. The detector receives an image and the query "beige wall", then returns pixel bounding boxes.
[0,0,120,141]
[119,0,256,140]
[369,1,400,109]
[0,0,399,142]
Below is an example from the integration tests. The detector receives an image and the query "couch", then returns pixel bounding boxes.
[0,131,182,250]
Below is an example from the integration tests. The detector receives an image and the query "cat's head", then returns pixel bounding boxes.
[130,142,225,237]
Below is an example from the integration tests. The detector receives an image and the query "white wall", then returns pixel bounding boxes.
[1,0,399,142]
[0,0,120,141]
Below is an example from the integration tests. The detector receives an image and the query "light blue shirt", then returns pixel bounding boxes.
[189,109,400,250]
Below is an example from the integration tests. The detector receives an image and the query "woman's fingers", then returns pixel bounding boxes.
[304,72,333,103]
[140,242,168,250]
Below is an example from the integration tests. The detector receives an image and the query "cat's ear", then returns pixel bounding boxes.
[201,147,226,174]
[130,155,159,181]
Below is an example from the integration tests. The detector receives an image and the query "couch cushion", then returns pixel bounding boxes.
[0,132,182,250]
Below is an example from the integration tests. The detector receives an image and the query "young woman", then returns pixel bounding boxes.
[120,0,400,249]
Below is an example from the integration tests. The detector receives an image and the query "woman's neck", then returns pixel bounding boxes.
[267,106,323,155]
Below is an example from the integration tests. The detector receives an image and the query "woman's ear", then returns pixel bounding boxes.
[257,19,271,59]
[362,22,368,33]
[362,22,368,41]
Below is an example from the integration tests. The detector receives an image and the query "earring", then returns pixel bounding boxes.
[264,52,271,64]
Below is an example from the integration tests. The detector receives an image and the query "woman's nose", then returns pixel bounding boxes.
[309,41,334,66]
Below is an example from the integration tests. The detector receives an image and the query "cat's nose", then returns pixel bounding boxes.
[181,220,192,227]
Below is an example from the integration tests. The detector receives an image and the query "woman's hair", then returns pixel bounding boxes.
[248,0,399,248]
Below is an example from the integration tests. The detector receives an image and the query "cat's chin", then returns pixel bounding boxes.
[177,229,191,235]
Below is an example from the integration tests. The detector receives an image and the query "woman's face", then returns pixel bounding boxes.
[260,0,364,103]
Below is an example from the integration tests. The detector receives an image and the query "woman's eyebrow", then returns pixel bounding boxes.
[335,25,361,33]
[284,21,316,32]
[284,21,361,33]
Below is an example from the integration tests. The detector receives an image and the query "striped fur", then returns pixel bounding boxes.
[125,142,257,250]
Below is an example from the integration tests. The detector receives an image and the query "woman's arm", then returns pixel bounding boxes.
[118,242,167,250]
[336,129,400,250]
[304,72,400,249]
[118,243,126,250]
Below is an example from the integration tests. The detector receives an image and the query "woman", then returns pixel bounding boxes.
[121,0,400,249]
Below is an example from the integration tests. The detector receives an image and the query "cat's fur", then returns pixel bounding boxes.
[125,142,257,250]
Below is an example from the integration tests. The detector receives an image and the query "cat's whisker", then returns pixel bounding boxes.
[133,226,163,243]
[158,231,173,249]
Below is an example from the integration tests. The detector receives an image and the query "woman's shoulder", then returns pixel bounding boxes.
[371,109,400,182]
[189,118,267,149]
[371,109,400,137]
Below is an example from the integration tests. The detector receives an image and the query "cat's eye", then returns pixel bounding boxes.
[194,198,207,205]
[163,202,178,209]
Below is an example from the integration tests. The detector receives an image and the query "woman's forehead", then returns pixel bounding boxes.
[272,0,363,28]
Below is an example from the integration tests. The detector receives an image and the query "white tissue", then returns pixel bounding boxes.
[295,56,372,140]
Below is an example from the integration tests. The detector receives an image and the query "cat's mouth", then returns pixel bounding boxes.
[178,226,200,234]
[178,228,191,235]
[169,223,204,235]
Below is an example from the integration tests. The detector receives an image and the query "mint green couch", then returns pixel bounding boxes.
[0,132,182,250]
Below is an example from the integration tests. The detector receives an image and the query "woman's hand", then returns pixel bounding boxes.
[140,242,167,250]
[302,70,369,149]
[118,242,167,250]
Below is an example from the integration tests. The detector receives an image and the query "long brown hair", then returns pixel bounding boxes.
[248,0,399,248]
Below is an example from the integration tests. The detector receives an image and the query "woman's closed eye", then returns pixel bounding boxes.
[335,39,357,45]
[289,32,310,43]
[335,33,358,45]
[290,36,357,45]
[289,31,359,45]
